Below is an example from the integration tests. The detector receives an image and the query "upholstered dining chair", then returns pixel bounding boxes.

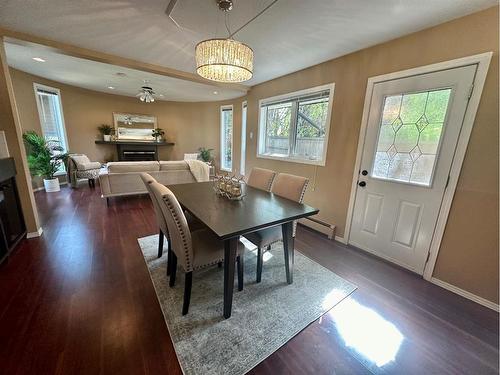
[140,173,203,262]
[246,167,277,192]
[150,181,245,315]
[244,173,309,283]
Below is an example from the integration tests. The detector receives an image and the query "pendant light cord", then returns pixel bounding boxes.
[225,12,231,36]
[229,0,279,38]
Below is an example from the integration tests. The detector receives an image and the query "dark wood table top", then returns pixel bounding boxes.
[167,181,319,240]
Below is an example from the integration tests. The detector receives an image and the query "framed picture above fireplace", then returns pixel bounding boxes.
[113,113,157,141]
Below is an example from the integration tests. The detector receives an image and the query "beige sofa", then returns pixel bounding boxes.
[99,160,207,201]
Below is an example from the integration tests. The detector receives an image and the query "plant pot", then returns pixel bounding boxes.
[103,135,111,142]
[43,178,60,192]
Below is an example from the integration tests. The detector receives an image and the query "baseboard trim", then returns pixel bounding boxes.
[297,221,346,244]
[430,277,499,312]
[335,235,347,244]
[26,227,43,238]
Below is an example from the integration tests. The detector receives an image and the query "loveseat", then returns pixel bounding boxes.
[99,160,209,202]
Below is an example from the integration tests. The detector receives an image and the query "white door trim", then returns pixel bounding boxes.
[344,52,493,282]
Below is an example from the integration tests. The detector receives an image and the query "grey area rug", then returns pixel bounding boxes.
[138,235,356,375]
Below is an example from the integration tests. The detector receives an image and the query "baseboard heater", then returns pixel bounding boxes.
[303,216,336,240]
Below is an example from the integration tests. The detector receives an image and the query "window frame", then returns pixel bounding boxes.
[220,104,233,172]
[240,101,247,175]
[33,83,69,175]
[257,83,335,166]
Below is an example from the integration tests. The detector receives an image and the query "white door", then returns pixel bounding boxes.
[349,65,476,274]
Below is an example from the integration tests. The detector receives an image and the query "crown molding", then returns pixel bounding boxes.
[0,27,249,93]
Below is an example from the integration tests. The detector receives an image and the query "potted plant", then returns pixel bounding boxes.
[152,128,165,142]
[198,147,214,164]
[98,124,114,141]
[22,131,68,192]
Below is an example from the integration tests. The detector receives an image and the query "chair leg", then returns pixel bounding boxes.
[167,248,172,276]
[237,255,244,291]
[88,179,92,187]
[218,262,222,268]
[166,234,172,276]
[158,230,164,258]
[106,197,110,206]
[256,247,263,283]
[182,272,193,315]
[169,252,177,287]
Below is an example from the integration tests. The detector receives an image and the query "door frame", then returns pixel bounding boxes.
[344,52,492,280]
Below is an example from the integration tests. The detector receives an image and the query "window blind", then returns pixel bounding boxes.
[35,86,67,152]
[261,89,330,108]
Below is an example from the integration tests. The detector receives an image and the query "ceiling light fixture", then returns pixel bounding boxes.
[195,0,253,83]
[213,91,218,95]
[32,57,46,62]
[108,86,115,90]
[136,80,155,103]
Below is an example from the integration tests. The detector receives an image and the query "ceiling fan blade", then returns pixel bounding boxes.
[165,0,178,16]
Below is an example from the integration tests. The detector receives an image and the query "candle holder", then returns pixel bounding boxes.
[213,173,245,200]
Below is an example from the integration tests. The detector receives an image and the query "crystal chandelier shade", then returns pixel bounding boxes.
[195,38,253,83]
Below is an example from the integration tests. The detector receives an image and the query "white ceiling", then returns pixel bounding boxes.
[5,42,244,102]
[1,0,496,101]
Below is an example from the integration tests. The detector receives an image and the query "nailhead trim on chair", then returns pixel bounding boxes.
[164,196,192,272]
[145,179,171,239]
[193,257,225,271]
[266,175,275,191]
[298,179,309,204]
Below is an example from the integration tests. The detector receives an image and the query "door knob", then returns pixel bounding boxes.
[358,181,366,187]
[361,170,368,176]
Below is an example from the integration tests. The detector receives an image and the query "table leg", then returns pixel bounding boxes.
[282,221,294,284]
[223,237,238,318]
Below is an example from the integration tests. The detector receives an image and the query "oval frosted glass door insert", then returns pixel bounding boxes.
[372,89,452,186]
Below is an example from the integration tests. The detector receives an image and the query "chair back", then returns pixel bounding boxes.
[272,173,309,237]
[69,154,91,169]
[271,173,309,203]
[150,181,194,272]
[246,167,277,192]
[140,173,168,236]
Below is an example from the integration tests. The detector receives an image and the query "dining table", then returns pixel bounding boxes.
[167,181,319,319]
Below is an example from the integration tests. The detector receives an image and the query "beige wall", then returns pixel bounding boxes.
[242,7,499,303]
[0,40,40,233]
[10,68,229,165]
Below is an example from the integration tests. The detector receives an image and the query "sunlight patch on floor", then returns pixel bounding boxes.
[327,296,404,367]
[239,237,274,262]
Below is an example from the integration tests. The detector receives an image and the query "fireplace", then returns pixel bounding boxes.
[95,140,174,161]
[0,158,27,263]
[118,144,157,161]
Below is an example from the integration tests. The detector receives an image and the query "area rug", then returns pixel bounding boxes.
[138,235,356,375]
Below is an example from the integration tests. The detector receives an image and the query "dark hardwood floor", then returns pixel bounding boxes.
[0,185,498,374]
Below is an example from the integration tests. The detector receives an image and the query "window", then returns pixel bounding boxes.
[240,101,247,175]
[257,84,334,165]
[372,89,451,186]
[34,83,68,155]
[220,105,233,171]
